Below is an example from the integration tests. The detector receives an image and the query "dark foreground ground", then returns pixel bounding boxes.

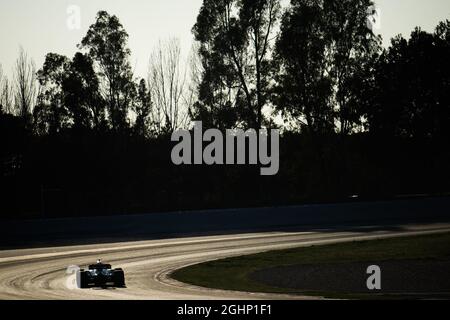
[173,232,450,299]
[251,260,450,298]
[1,197,450,249]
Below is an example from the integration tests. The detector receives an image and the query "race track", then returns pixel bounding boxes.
[1,222,449,300]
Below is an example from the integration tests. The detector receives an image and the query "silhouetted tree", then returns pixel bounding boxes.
[63,52,106,130]
[274,0,380,135]
[14,47,37,123]
[367,21,450,139]
[432,20,450,138]
[134,79,152,137]
[0,65,13,114]
[274,0,334,134]
[79,11,135,131]
[34,52,107,134]
[192,0,281,129]
[1,80,13,115]
[148,38,190,134]
[34,53,71,135]
[185,43,203,125]
[324,0,381,134]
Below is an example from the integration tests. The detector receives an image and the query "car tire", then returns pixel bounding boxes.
[113,269,125,288]
[77,270,89,289]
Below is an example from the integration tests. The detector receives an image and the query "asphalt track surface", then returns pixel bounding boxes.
[1,198,450,300]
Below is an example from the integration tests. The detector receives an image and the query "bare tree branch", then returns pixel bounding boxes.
[13,47,37,120]
[148,38,191,134]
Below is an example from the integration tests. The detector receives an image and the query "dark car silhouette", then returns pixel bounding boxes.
[76,260,125,288]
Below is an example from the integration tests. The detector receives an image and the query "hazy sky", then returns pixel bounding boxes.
[0,0,449,80]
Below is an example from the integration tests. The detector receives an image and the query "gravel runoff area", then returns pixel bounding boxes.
[250,260,450,297]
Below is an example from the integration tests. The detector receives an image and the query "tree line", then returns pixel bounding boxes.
[1,3,449,139]
[1,0,449,219]
[191,0,449,139]
[1,12,191,137]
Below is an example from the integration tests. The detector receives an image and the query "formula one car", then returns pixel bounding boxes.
[77,260,125,288]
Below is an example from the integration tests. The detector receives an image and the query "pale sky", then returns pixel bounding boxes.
[0,0,449,80]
